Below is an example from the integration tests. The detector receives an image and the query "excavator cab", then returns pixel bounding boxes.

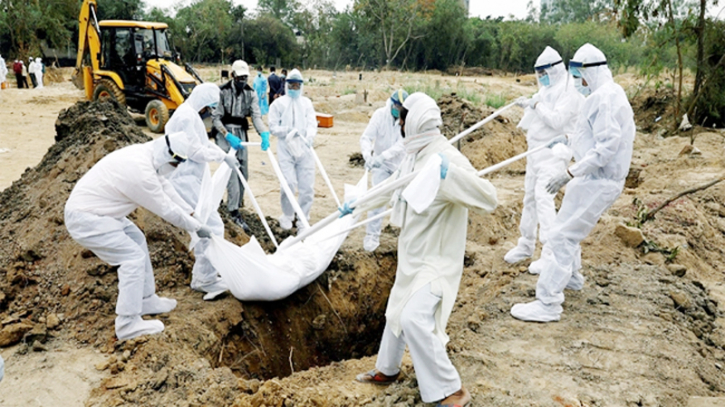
[74,0,203,133]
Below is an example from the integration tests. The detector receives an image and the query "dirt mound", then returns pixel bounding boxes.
[631,87,677,135]
[438,94,527,173]
[43,66,66,84]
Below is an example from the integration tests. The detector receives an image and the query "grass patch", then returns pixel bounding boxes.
[484,93,507,108]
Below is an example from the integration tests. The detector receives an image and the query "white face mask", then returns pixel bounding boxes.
[157,163,176,176]
[573,77,591,96]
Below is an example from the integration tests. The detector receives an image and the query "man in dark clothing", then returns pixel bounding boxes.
[267,66,282,106]
[277,69,287,99]
[13,60,26,88]
[212,59,271,234]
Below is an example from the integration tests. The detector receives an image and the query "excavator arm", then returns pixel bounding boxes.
[73,0,102,99]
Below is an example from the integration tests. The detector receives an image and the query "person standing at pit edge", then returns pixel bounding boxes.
[212,59,271,235]
[511,43,635,323]
[346,93,497,407]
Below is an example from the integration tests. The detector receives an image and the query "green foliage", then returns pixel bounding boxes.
[540,0,614,24]
[484,93,506,108]
[97,0,144,20]
[0,0,79,58]
[173,0,235,63]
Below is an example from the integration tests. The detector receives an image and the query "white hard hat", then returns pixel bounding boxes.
[232,60,250,77]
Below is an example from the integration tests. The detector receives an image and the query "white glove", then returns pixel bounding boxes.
[196,225,213,239]
[546,134,568,149]
[546,170,573,194]
[514,96,529,108]
[529,94,541,109]
[304,135,313,148]
[363,151,372,165]
[223,155,239,169]
[370,155,385,169]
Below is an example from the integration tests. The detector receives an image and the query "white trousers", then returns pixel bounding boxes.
[365,167,394,240]
[536,177,623,306]
[169,160,224,286]
[65,211,155,316]
[278,142,315,221]
[516,149,565,251]
[375,284,461,403]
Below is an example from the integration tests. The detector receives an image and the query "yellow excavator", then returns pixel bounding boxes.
[73,0,203,133]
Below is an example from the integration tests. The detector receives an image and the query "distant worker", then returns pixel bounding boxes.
[28,57,37,88]
[348,93,497,407]
[268,68,317,230]
[511,43,635,322]
[277,69,287,99]
[359,89,407,251]
[65,132,210,340]
[34,58,44,89]
[167,83,237,297]
[504,46,584,264]
[0,54,8,88]
[13,60,24,88]
[267,66,282,105]
[212,60,271,234]
[252,65,269,115]
[20,61,29,89]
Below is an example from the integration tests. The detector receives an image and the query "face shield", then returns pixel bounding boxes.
[287,80,303,98]
[534,59,561,88]
[569,60,606,96]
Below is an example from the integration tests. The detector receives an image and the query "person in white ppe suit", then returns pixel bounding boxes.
[33,57,43,89]
[167,83,236,296]
[28,57,38,88]
[65,132,214,340]
[267,69,318,230]
[348,93,497,407]
[511,43,635,322]
[359,89,407,251]
[505,47,584,264]
[0,54,8,87]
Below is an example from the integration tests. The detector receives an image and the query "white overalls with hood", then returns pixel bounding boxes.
[167,83,228,292]
[505,46,584,264]
[359,98,405,251]
[267,69,318,226]
[34,57,43,88]
[65,133,201,340]
[511,43,635,322]
[358,93,498,403]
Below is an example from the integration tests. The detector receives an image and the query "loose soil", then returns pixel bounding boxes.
[0,68,724,407]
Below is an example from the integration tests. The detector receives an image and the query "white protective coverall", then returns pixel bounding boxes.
[358,93,498,402]
[0,54,7,84]
[65,133,201,340]
[167,83,228,292]
[359,99,405,251]
[511,43,635,322]
[267,69,318,227]
[33,58,43,89]
[505,46,584,263]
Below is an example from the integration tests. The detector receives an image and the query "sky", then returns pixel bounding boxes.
[148,0,532,20]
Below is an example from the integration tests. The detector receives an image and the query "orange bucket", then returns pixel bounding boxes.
[0,82,7,90]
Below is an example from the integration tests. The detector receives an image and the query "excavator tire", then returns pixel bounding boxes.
[93,78,126,105]
[145,99,170,134]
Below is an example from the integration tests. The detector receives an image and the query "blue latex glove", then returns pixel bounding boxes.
[438,153,449,180]
[225,133,244,150]
[260,131,270,151]
[338,199,356,218]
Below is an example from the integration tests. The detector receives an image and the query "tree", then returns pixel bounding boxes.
[257,0,301,25]
[97,0,144,20]
[174,0,235,63]
[540,0,614,24]
[0,0,79,58]
[354,0,427,68]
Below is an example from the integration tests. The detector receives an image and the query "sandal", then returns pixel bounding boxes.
[355,369,399,385]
